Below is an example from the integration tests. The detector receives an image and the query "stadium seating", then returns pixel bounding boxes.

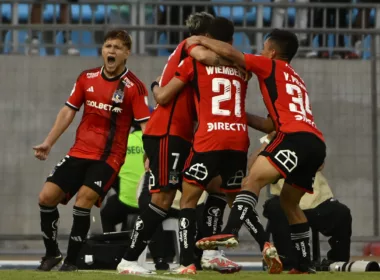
[0,1,376,58]
[1,3,110,23]
[1,4,107,55]
[212,0,272,25]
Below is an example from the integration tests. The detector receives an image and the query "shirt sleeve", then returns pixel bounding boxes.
[244,54,273,79]
[66,74,85,111]
[174,57,194,84]
[131,83,151,123]
[159,41,187,87]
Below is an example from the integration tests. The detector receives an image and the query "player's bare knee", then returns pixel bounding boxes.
[38,183,64,206]
[241,176,252,190]
[241,175,262,194]
[181,181,203,209]
[75,186,99,208]
[38,192,57,207]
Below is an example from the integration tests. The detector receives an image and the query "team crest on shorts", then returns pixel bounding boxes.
[169,171,179,185]
[112,89,124,103]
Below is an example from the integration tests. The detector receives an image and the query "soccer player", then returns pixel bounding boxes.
[151,17,264,274]
[191,29,326,274]
[117,12,239,275]
[33,29,150,271]
[252,133,351,271]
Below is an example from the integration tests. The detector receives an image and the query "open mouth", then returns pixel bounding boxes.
[107,56,116,64]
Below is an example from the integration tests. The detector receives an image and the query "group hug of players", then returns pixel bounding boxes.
[33,11,326,275]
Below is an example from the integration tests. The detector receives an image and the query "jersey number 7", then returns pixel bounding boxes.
[212,78,242,117]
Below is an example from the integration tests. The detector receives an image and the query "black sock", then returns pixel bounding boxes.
[179,208,197,266]
[39,204,60,256]
[222,190,258,236]
[65,206,91,265]
[290,222,312,272]
[123,203,167,261]
[243,208,268,251]
[202,193,227,237]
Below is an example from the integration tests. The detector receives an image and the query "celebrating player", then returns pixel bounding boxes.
[117,13,240,275]
[192,29,326,274]
[33,30,150,271]
[151,17,270,274]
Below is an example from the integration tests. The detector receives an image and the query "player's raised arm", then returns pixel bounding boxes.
[152,76,186,106]
[187,45,232,66]
[246,113,275,134]
[189,35,246,69]
[152,57,194,105]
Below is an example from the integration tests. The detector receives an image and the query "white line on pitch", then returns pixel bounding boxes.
[80,269,194,280]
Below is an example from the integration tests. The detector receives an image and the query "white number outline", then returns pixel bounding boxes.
[285,83,312,121]
[171,153,180,170]
[211,78,242,117]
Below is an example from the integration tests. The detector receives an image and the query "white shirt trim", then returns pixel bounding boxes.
[65,101,79,110]
[134,116,150,122]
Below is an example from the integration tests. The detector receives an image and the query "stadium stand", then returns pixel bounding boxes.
[0,1,377,58]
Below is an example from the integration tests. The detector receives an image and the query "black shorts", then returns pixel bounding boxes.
[183,149,247,192]
[260,132,326,193]
[143,135,191,193]
[46,155,117,206]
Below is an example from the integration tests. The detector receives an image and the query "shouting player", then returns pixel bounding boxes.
[117,12,239,275]
[191,29,326,274]
[33,30,150,271]
[151,17,268,274]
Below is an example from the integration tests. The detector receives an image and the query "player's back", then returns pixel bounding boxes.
[271,60,323,141]
[245,53,324,141]
[144,40,195,142]
[193,61,249,152]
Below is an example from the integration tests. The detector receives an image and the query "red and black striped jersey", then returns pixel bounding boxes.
[244,54,324,142]
[66,66,150,171]
[175,57,250,153]
[144,40,196,142]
